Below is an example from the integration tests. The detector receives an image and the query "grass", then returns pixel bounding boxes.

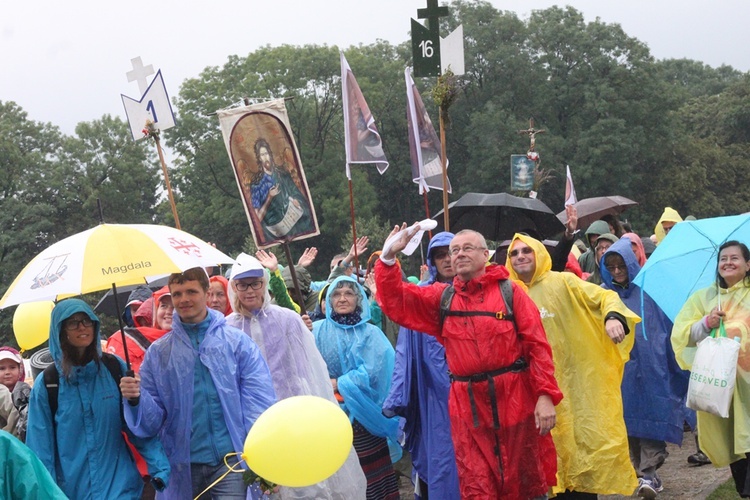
[707,478,742,499]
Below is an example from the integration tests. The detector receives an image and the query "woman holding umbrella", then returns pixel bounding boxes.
[26,299,170,499]
[672,241,750,497]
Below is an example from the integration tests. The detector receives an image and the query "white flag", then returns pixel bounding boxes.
[564,165,578,206]
[121,70,176,141]
[405,67,450,194]
[341,52,388,179]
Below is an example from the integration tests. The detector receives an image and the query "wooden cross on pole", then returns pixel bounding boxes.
[417,0,449,33]
[518,117,545,152]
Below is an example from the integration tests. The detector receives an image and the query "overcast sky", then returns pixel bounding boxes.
[2,0,748,135]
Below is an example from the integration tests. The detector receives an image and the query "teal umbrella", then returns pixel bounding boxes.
[633,213,750,321]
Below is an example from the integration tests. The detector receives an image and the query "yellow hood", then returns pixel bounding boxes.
[506,233,550,287]
[654,207,682,244]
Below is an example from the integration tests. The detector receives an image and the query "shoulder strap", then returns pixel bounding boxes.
[122,327,152,352]
[499,279,515,327]
[43,364,59,422]
[440,280,517,328]
[100,353,126,426]
[439,284,456,327]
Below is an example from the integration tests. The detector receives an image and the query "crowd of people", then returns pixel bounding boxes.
[2,204,750,499]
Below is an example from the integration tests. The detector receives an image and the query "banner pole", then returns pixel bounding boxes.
[439,108,450,231]
[153,134,181,230]
[281,241,307,316]
[348,177,361,276]
[423,192,433,240]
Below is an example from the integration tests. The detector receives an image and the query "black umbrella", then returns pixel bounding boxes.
[93,277,169,317]
[433,192,565,241]
[556,195,638,229]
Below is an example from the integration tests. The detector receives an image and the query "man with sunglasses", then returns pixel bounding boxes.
[506,233,640,499]
[120,267,276,499]
[376,226,562,500]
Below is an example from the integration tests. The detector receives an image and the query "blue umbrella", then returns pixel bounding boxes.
[633,213,750,321]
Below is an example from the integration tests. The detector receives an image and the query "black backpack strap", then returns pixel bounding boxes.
[122,327,152,352]
[498,279,515,327]
[439,284,456,327]
[100,353,126,426]
[440,279,516,327]
[43,364,60,424]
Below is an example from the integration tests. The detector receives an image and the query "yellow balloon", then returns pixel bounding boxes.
[13,301,54,350]
[242,395,353,487]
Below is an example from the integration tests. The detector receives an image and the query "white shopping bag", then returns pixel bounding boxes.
[687,322,740,418]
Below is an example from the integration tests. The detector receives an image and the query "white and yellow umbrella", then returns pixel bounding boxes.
[0,223,235,308]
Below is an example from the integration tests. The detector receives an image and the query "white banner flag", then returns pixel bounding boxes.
[341,52,388,179]
[121,70,176,141]
[564,165,578,206]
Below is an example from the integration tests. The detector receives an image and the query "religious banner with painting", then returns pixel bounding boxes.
[217,99,319,248]
[510,154,535,191]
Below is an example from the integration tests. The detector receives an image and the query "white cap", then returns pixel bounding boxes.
[0,350,22,364]
[229,253,266,281]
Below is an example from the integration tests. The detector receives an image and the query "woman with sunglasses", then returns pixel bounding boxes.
[600,239,690,497]
[226,253,366,499]
[26,299,170,499]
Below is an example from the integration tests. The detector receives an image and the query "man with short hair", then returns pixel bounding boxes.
[376,227,561,499]
[382,231,460,498]
[120,267,276,499]
[506,234,640,498]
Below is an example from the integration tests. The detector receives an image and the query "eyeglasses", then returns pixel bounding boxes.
[605,265,628,272]
[235,281,264,291]
[509,247,534,258]
[63,318,93,331]
[449,245,486,256]
[331,290,357,300]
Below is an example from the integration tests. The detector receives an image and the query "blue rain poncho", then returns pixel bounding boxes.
[27,299,170,500]
[601,238,690,445]
[227,282,367,500]
[312,276,400,457]
[124,308,276,500]
[381,231,459,499]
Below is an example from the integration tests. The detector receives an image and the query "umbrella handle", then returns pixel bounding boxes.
[125,368,140,406]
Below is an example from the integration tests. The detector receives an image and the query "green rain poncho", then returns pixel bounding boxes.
[672,281,750,467]
[506,234,640,496]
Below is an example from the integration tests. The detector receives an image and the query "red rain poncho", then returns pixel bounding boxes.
[376,260,562,499]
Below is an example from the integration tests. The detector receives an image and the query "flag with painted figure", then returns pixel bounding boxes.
[121,70,176,141]
[341,52,388,179]
[405,67,451,194]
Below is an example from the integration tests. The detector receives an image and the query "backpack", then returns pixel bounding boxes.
[439,279,516,329]
[43,352,125,429]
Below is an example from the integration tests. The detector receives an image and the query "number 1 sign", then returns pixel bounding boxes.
[121,67,176,141]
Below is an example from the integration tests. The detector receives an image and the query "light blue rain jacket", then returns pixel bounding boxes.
[125,308,276,499]
[312,276,401,460]
[27,298,170,500]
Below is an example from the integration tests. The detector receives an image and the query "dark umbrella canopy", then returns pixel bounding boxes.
[93,277,168,317]
[557,196,638,229]
[433,192,565,241]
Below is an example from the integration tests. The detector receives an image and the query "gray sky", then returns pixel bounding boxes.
[2,0,748,135]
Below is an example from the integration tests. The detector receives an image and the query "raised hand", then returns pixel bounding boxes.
[297,247,318,268]
[255,249,279,273]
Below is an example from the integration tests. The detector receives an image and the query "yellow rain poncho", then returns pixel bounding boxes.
[506,234,639,495]
[672,281,750,467]
[654,207,682,244]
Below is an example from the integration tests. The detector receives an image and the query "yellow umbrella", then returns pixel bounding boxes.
[0,223,235,371]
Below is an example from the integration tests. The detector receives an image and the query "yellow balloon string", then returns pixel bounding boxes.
[192,452,245,500]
